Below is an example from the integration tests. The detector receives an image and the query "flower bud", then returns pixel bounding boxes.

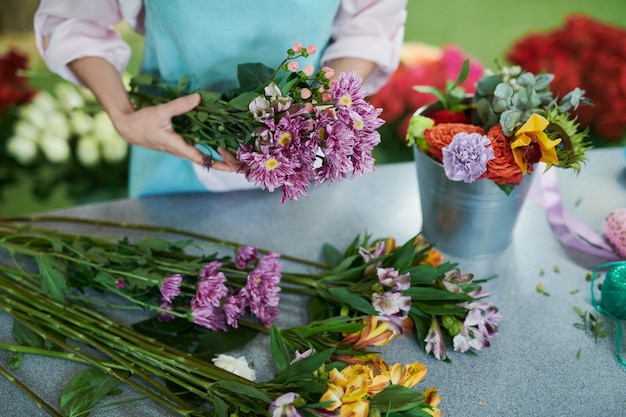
[76,136,101,167]
[38,133,71,163]
[55,82,85,111]
[69,111,94,135]
[101,135,128,164]
[6,135,38,165]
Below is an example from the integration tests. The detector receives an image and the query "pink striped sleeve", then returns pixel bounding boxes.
[34,0,134,86]
[322,0,408,94]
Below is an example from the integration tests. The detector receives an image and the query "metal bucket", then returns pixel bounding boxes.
[414,131,533,258]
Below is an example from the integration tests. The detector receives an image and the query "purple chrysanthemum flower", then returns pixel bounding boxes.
[377,267,411,291]
[240,252,282,327]
[316,120,355,184]
[237,145,296,192]
[235,246,259,270]
[160,274,183,303]
[330,71,366,111]
[223,293,247,328]
[157,298,176,322]
[191,303,228,331]
[442,132,494,183]
[194,271,228,308]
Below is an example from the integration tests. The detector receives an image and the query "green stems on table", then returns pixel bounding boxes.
[0,215,330,269]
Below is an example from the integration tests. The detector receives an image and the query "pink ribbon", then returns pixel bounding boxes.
[534,164,620,260]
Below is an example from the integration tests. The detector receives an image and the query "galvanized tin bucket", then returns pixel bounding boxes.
[412,98,533,257]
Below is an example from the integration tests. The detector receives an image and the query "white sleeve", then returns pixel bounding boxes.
[322,0,408,94]
[33,0,136,86]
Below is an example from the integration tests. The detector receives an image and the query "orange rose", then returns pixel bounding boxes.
[424,123,484,160]
[481,125,523,185]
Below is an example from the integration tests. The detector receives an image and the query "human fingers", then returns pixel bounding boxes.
[162,93,201,117]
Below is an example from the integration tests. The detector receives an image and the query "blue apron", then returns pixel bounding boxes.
[130,0,341,197]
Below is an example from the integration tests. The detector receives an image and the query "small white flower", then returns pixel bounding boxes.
[6,135,38,165]
[47,113,71,141]
[55,82,85,111]
[101,135,128,164]
[12,120,40,142]
[76,136,101,167]
[38,132,71,163]
[93,112,117,138]
[211,354,256,381]
[32,90,58,114]
[20,101,48,130]
[69,111,94,135]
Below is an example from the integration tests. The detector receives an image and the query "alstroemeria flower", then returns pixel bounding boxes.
[510,113,561,174]
[268,392,304,417]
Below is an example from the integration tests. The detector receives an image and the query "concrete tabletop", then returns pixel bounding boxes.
[1,148,625,416]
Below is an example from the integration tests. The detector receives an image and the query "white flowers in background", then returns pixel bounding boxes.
[5,79,129,168]
[211,354,257,381]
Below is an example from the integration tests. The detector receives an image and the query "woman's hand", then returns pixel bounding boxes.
[69,56,240,172]
[112,93,239,171]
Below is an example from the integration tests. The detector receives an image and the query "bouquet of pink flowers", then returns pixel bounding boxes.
[129,43,384,202]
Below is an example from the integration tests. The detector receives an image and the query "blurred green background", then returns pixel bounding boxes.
[0,0,624,216]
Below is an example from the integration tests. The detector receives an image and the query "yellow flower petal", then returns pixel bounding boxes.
[339,399,370,417]
[511,113,562,174]
[342,376,369,403]
[320,383,344,411]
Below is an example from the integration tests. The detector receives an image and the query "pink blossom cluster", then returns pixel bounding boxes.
[237,71,384,203]
[158,246,282,331]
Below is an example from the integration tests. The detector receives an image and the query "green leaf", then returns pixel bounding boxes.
[327,287,376,315]
[7,353,24,370]
[213,380,272,403]
[237,62,274,92]
[270,348,333,384]
[270,325,291,372]
[60,368,127,417]
[227,91,259,111]
[323,243,345,267]
[404,287,470,301]
[403,262,457,286]
[132,317,258,358]
[11,319,45,349]
[369,384,425,412]
[176,76,190,94]
[36,254,69,302]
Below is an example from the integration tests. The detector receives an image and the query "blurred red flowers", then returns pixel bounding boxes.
[507,14,626,141]
[368,43,484,142]
[0,49,35,115]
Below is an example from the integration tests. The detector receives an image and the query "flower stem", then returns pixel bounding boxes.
[0,216,330,269]
[0,363,64,417]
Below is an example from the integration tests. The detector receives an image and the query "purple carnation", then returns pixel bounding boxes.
[441,132,494,183]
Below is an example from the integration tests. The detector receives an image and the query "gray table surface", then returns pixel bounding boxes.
[1,148,625,417]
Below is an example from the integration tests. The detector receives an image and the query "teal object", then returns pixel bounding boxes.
[591,261,626,368]
[130,0,340,197]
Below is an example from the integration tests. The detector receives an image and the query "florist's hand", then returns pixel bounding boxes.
[113,93,239,172]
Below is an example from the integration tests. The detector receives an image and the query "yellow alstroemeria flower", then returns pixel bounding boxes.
[423,387,442,417]
[341,315,396,350]
[510,113,561,174]
[339,399,370,417]
[386,361,428,389]
[320,383,344,411]
[342,376,369,403]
